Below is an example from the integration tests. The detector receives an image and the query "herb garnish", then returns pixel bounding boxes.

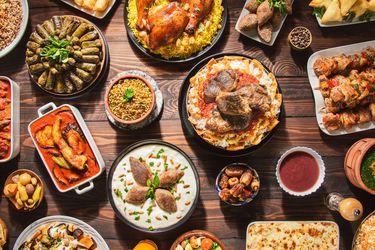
[148,226,155,231]
[256,0,286,13]
[135,216,140,221]
[313,6,326,19]
[164,163,168,171]
[359,11,373,22]
[163,215,168,220]
[343,11,355,22]
[147,206,153,216]
[115,189,122,198]
[156,148,164,159]
[40,36,70,63]
[146,172,160,200]
[123,88,135,102]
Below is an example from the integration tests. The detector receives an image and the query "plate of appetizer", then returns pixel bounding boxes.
[352,210,375,249]
[179,53,283,156]
[59,0,117,19]
[28,102,105,194]
[0,218,6,249]
[0,0,29,58]
[246,221,339,249]
[235,0,293,46]
[309,0,375,27]
[124,0,228,62]
[307,41,375,135]
[107,139,200,233]
[14,215,109,249]
[0,76,20,163]
[170,230,226,250]
[26,15,109,98]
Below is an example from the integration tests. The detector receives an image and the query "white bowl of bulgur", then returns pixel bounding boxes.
[0,0,29,58]
[105,74,155,127]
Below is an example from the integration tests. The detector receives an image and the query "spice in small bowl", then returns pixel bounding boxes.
[288,26,312,51]
[3,169,44,212]
[215,163,260,206]
[133,239,158,250]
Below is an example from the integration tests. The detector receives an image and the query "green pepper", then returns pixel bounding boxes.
[52,156,71,169]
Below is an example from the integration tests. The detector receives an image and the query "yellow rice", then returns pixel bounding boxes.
[127,0,224,59]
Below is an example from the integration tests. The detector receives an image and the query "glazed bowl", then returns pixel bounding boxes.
[105,74,156,129]
[170,230,226,250]
[288,26,312,51]
[3,169,44,212]
[276,147,325,196]
[344,138,375,195]
[0,76,20,163]
[215,163,260,206]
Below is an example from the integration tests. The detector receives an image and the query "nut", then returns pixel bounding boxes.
[240,170,253,186]
[228,177,239,187]
[219,174,229,189]
[225,166,245,177]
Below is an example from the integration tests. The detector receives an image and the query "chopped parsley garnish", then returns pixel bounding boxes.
[148,226,155,231]
[147,206,153,216]
[146,219,151,223]
[360,11,373,22]
[343,11,355,22]
[149,162,155,167]
[120,178,124,182]
[313,6,326,19]
[124,187,129,193]
[163,215,168,220]
[123,88,135,102]
[135,216,140,221]
[146,172,160,200]
[164,163,168,171]
[181,166,188,171]
[138,157,144,162]
[156,148,165,159]
[115,189,122,198]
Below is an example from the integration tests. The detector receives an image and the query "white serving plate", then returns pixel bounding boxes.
[0,76,20,163]
[13,215,109,249]
[235,0,293,46]
[59,0,117,19]
[246,221,340,250]
[314,13,375,27]
[307,40,375,136]
[28,102,105,194]
[0,0,29,58]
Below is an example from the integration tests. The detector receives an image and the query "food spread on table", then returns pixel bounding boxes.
[187,56,282,151]
[26,15,105,96]
[127,0,224,59]
[246,221,339,249]
[29,106,101,191]
[0,79,11,160]
[310,0,375,25]
[312,46,375,132]
[3,170,43,211]
[1,0,375,249]
[19,222,98,250]
[110,143,198,231]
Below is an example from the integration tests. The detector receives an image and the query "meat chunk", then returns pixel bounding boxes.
[204,70,238,103]
[238,84,271,113]
[216,91,252,117]
[257,22,273,43]
[245,0,259,13]
[206,109,251,133]
[136,0,155,30]
[256,1,273,26]
[155,189,177,213]
[129,156,152,186]
[125,186,149,204]
[239,13,258,31]
[185,0,213,34]
[148,2,189,49]
[159,170,184,188]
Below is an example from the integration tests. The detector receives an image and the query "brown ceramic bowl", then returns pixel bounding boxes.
[170,230,226,250]
[0,218,7,247]
[105,74,156,127]
[134,239,158,249]
[3,169,44,212]
[344,138,375,195]
[288,26,312,51]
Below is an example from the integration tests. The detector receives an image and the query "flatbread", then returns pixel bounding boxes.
[339,0,357,16]
[309,0,332,8]
[369,0,375,12]
[321,0,343,23]
[350,0,369,17]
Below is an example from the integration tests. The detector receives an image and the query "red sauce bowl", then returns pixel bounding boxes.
[276,147,325,196]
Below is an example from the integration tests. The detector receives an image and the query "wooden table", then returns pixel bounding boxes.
[1,0,375,249]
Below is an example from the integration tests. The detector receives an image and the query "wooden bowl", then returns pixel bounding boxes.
[170,230,226,250]
[288,26,312,51]
[3,169,44,212]
[344,138,375,195]
[105,74,156,126]
[0,218,7,248]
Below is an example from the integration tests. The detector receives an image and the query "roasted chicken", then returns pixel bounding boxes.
[184,0,213,34]
[136,0,155,30]
[147,2,189,50]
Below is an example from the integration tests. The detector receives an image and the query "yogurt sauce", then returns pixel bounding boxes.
[112,144,198,231]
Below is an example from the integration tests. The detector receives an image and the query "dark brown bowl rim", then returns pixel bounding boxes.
[4,169,44,212]
[105,74,156,125]
[170,230,227,250]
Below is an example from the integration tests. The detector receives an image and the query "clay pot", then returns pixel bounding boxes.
[344,138,375,195]
[170,230,226,250]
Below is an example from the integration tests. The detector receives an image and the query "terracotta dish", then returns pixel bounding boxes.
[170,230,226,250]
[344,138,375,195]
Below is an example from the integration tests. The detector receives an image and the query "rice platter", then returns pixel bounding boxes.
[109,141,199,232]
[127,0,224,60]
[108,77,154,122]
